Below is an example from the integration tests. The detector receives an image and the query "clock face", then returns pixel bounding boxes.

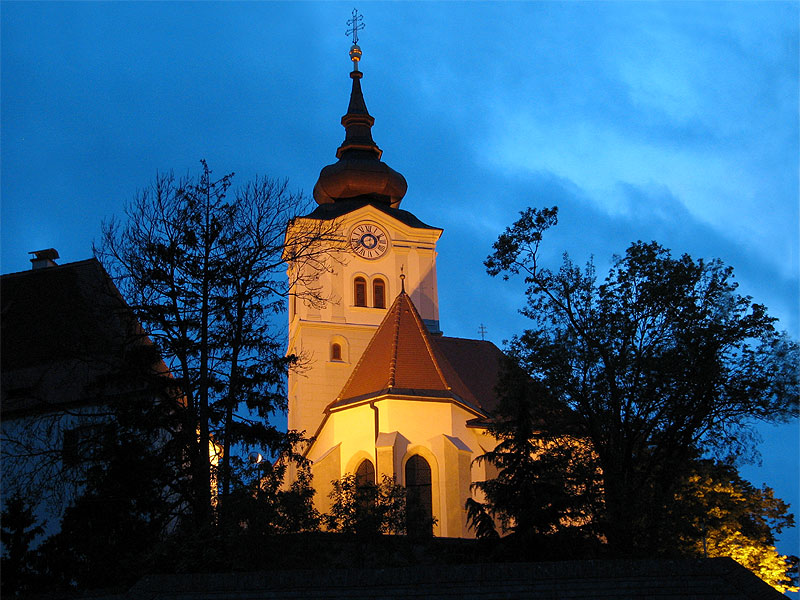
[350,222,389,259]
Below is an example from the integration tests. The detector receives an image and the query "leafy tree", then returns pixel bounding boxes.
[223,447,321,536]
[325,474,407,536]
[485,206,799,553]
[1,494,45,598]
[96,161,342,528]
[669,460,798,593]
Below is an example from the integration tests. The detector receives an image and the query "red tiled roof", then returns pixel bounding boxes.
[432,336,504,416]
[331,292,500,416]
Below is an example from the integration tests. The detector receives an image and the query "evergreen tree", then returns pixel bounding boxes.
[1,494,45,598]
[469,358,602,546]
[35,390,181,591]
[223,444,321,536]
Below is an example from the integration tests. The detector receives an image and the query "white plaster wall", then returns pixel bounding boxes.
[309,396,494,538]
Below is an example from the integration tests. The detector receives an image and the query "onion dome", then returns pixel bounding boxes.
[313,45,407,208]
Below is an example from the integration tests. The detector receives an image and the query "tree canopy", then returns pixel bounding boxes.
[95,161,342,528]
[669,460,798,593]
[484,206,799,555]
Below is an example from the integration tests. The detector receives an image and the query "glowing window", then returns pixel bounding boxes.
[373,278,386,309]
[354,277,367,307]
[331,342,342,361]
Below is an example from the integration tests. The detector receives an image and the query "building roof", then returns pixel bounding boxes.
[330,291,501,417]
[1,258,163,417]
[299,199,438,231]
[432,336,505,416]
[2,259,121,370]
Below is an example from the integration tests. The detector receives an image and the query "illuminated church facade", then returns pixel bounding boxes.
[286,39,502,537]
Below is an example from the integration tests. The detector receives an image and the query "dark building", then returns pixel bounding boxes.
[1,249,166,536]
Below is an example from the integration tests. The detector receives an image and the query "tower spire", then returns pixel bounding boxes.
[312,10,407,208]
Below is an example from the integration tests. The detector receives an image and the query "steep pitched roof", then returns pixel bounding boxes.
[331,291,483,414]
[432,337,505,416]
[1,258,167,417]
[2,259,122,371]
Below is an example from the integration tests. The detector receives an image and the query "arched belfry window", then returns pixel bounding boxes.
[331,343,342,361]
[373,278,386,309]
[405,455,433,537]
[354,277,367,307]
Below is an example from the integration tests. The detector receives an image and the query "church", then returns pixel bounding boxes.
[285,34,504,538]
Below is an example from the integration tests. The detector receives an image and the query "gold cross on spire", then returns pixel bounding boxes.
[346,8,364,45]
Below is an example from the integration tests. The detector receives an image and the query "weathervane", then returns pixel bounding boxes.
[346,9,364,69]
[346,8,364,45]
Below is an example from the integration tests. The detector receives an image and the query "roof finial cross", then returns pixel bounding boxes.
[400,265,406,293]
[346,8,365,45]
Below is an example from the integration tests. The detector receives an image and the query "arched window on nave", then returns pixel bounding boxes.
[355,459,375,488]
[405,455,433,537]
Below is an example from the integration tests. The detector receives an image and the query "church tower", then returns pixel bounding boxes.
[286,18,502,537]
[286,32,443,442]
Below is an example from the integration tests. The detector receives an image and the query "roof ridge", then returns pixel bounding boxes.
[402,293,450,391]
[388,296,401,388]
[1,257,101,279]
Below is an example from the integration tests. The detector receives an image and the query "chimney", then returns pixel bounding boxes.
[29,248,60,269]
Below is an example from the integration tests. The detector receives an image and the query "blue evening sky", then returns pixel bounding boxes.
[2,2,798,566]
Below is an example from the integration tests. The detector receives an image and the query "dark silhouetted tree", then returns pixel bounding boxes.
[326,474,407,536]
[223,444,321,536]
[96,161,343,529]
[1,494,44,598]
[468,357,603,548]
[485,206,798,554]
[35,415,177,591]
